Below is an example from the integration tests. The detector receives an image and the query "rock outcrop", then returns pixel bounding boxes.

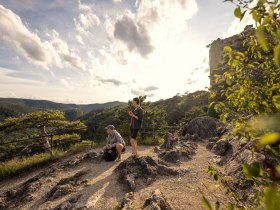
[155,132,197,164]
[0,167,57,209]
[115,156,188,191]
[143,189,174,210]
[179,116,226,140]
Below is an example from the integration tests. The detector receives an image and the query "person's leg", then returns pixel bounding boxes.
[130,138,134,155]
[131,138,137,156]
[116,143,124,159]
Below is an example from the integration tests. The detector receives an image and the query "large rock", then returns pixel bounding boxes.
[207,139,232,156]
[179,116,225,140]
[156,133,197,163]
[115,156,188,191]
[63,150,103,167]
[47,170,88,201]
[120,192,134,210]
[0,167,57,209]
[143,189,174,210]
[53,194,82,210]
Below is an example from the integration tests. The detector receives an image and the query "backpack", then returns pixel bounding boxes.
[103,148,117,161]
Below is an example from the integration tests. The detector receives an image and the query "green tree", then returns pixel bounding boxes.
[0,110,86,157]
[206,0,280,209]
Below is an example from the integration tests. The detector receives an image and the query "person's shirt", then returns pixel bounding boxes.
[130,107,144,130]
[107,130,126,147]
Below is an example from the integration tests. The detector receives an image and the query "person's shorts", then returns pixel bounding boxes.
[130,128,140,139]
[111,145,126,153]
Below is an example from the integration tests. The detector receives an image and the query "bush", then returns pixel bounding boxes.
[139,136,164,146]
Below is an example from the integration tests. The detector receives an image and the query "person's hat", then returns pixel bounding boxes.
[105,125,115,130]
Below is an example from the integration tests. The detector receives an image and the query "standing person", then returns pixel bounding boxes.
[103,125,126,161]
[129,97,144,156]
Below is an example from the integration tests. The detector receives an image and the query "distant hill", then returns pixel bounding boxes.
[0,98,126,121]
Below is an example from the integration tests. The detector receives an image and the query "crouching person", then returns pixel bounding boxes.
[103,125,126,162]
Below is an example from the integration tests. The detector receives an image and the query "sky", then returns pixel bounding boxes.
[0,0,253,104]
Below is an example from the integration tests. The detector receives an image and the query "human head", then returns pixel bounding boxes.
[132,97,140,107]
[105,125,115,135]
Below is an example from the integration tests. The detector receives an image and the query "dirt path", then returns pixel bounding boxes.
[0,144,230,210]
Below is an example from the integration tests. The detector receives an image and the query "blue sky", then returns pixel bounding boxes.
[0,0,252,104]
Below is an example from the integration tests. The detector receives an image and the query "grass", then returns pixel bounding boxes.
[0,140,96,180]
[139,136,165,146]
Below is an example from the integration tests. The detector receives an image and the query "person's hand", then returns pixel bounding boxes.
[129,111,133,117]
[107,144,112,149]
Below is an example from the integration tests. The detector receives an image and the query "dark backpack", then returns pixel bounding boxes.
[103,149,117,161]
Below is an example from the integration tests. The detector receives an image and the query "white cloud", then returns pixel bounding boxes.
[222,0,258,38]
[0,5,52,69]
[76,34,84,45]
[0,5,86,71]
[113,0,122,3]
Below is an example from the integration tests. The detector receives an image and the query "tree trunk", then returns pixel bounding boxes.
[40,125,52,154]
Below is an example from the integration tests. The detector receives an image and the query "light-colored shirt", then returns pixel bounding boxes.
[107,130,126,147]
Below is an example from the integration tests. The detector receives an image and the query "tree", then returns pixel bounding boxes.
[206,0,280,209]
[0,110,86,157]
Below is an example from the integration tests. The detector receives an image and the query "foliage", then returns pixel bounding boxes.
[0,110,86,160]
[154,90,210,125]
[0,149,64,180]
[205,0,280,209]
[82,96,168,145]
[0,140,93,180]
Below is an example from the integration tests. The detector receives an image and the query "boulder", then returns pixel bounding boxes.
[143,189,174,210]
[156,133,197,163]
[179,116,224,140]
[47,170,88,201]
[0,167,57,209]
[115,156,187,191]
[54,194,82,210]
[121,192,134,210]
[209,139,232,156]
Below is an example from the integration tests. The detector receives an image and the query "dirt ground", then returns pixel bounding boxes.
[0,144,231,210]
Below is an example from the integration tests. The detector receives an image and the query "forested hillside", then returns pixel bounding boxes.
[0,98,126,121]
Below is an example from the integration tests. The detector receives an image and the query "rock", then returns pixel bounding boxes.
[47,170,88,201]
[210,139,232,156]
[48,185,73,201]
[154,146,160,153]
[157,136,197,163]
[53,201,73,210]
[54,194,82,210]
[158,150,180,163]
[121,192,134,210]
[161,132,178,149]
[143,189,174,210]
[0,166,57,209]
[206,142,215,151]
[115,156,187,191]
[179,116,224,140]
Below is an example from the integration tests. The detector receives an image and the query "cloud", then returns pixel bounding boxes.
[0,5,86,71]
[0,67,46,86]
[113,10,154,58]
[143,85,158,91]
[222,0,257,38]
[0,5,51,69]
[76,35,84,45]
[96,76,124,86]
[46,30,86,70]
[186,78,197,85]
[131,85,159,97]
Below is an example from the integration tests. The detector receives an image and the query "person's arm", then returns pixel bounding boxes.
[132,109,143,120]
[133,109,143,121]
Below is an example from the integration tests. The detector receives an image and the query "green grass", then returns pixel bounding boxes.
[0,140,95,180]
[139,136,164,146]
